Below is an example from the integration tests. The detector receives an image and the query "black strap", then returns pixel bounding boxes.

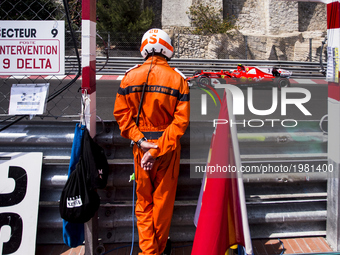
[136,52,154,127]
[130,52,155,147]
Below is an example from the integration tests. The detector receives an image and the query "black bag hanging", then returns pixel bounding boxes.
[82,128,109,189]
[62,124,85,247]
[59,156,100,223]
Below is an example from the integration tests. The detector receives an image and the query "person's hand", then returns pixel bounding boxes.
[139,140,158,152]
[141,151,156,171]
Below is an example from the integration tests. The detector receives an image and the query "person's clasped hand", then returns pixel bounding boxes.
[140,141,158,171]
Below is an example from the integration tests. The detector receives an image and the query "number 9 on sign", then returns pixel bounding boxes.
[51,28,58,38]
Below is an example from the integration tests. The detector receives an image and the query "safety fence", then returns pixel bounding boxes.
[90,57,327,78]
[0,0,83,124]
[0,120,328,249]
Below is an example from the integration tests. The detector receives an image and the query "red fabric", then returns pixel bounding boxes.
[328,1,340,29]
[191,91,245,255]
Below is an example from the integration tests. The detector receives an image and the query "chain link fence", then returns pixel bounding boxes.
[0,0,82,125]
[96,31,143,58]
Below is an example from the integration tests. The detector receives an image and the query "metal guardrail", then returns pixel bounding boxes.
[65,56,327,78]
[0,119,328,244]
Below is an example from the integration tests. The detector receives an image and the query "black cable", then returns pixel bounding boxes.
[0,0,81,132]
[279,238,285,255]
[128,50,155,255]
[48,0,81,101]
[135,50,154,127]
[0,115,17,124]
[0,115,27,132]
[125,49,165,255]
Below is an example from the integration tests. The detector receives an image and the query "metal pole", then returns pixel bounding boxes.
[309,38,313,62]
[81,0,97,135]
[82,0,98,254]
[108,32,111,52]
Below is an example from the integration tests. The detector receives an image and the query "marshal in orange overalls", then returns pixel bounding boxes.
[113,55,190,255]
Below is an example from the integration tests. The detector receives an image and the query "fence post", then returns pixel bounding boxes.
[108,32,111,52]
[82,0,98,254]
[320,36,327,75]
[310,38,313,62]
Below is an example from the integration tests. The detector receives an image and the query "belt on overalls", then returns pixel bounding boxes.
[142,131,164,140]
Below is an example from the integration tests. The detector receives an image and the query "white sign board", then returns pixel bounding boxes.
[0,20,65,75]
[8,83,49,115]
[0,152,43,255]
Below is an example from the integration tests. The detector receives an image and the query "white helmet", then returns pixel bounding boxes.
[140,28,174,60]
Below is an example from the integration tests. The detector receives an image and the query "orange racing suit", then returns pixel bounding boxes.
[113,55,190,255]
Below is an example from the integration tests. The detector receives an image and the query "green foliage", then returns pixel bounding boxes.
[68,0,82,30]
[96,0,154,34]
[0,0,61,20]
[186,2,236,35]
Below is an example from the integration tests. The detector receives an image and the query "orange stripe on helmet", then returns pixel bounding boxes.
[159,38,173,52]
[140,39,148,52]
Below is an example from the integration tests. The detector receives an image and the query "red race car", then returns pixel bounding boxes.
[187,64,292,90]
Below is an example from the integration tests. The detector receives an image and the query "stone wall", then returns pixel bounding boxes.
[298,2,327,32]
[222,0,326,35]
[267,0,299,35]
[162,0,192,27]
[162,0,327,61]
[169,29,327,61]
[224,0,267,35]
[174,34,210,59]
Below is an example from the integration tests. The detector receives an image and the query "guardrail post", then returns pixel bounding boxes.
[326,0,340,251]
[82,0,98,254]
